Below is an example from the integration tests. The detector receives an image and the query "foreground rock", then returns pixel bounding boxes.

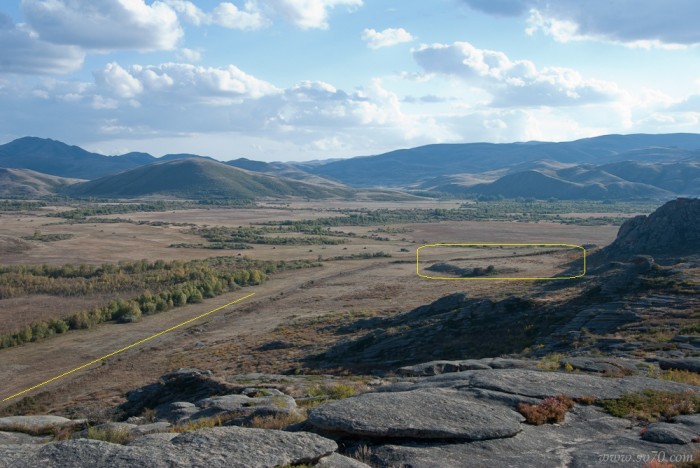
[309,388,522,440]
[0,415,85,434]
[0,427,337,468]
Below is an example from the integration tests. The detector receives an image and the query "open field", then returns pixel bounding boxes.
[0,199,628,413]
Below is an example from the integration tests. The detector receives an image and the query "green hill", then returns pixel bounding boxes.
[0,167,83,197]
[65,158,353,200]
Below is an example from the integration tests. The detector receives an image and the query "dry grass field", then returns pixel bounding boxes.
[0,199,626,414]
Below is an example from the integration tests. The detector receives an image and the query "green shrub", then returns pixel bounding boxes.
[517,395,575,425]
[602,390,700,422]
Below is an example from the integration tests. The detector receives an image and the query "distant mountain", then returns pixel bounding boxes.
[66,158,353,199]
[462,169,671,200]
[309,133,700,187]
[226,159,347,188]
[421,160,698,200]
[0,137,154,179]
[0,137,219,180]
[0,167,82,197]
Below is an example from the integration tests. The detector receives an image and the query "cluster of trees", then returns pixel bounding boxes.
[266,200,659,229]
[0,201,47,211]
[192,226,346,247]
[0,256,319,349]
[49,201,187,220]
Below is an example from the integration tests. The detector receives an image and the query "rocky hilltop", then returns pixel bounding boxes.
[0,366,698,467]
[603,198,700,258]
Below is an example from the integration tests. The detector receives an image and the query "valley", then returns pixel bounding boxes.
[0,135,698,467]
[0,198,624,412]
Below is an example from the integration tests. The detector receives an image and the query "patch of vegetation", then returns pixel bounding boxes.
[245,412,306,430]
[189,226,347,247]
[172,416,223,433]
[661,370,700,387]
[48,201,198,220]
[517,395,575,425]
[602,390,700,422]
[324,251,392,261]
[85,426,134,444]
[170,242,253,250]
[0,200,47,211]
[0,256,319,348]
[21,230,74,242]
[265,200,657,229]
[308,383,361,401]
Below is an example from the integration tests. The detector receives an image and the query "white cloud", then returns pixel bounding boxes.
[94,63,144,99]
[94,62,280,106]
[176,48,203,63]
[263,0,363,30]
[361,27,413,49]
[412,42,620,107]
[165,0,268,30]
[21,0,183,51]
[0,13,84,74]
[461,0,700,46]
[212,2,267,29]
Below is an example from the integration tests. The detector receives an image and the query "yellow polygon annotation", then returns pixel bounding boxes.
[2,292,256,403]
[416,243,586,281]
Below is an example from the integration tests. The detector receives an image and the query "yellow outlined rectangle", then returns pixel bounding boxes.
[416,243,586,281]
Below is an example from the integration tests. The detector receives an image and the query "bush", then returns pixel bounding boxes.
[86,426,133,444]
[602,390,700,422]
[517,395,575,425]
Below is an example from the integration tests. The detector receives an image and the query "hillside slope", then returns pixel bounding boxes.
[0,167,82,197]
[66,158,353,199]
[310,133,700,187]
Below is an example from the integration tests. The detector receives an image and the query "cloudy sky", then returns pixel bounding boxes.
[1,0,699,161]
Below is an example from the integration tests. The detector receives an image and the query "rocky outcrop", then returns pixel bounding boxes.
[0,427,338,468]
[308,388,523,440]
[1,366,699,467]
[603,198,700,258]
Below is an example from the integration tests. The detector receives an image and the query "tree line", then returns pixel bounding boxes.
[0,256,318,349]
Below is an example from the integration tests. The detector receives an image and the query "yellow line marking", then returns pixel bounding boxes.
[2,292,256,403]
[416,243,586,281]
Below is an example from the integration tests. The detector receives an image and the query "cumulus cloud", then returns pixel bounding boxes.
[361,27,413,49]
[461,0,700,46]
[93,62,280,106]
[0,13,84,74]
[21,0,183,51]
[165,0,268,30]
[412,41,620,107]
[263,0,363,30]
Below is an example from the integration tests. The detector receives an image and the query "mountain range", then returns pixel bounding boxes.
[0,134,699,200]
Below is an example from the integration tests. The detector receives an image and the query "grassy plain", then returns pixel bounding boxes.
[0,198,640,414]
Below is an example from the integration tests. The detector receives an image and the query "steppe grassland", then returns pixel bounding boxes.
[0,199,627,413]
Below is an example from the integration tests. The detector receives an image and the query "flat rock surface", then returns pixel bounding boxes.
[0,415,83,433]
[404,369,699,399]
[0,427,338,468]
[308,388,522,440]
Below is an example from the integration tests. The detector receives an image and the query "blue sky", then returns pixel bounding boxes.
[1,0,699,161]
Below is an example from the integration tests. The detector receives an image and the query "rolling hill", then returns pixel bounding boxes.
[419,160,699,200]
[308,133,700,187]
[0,167,83,197]
[65,158,353,199]
[0,137,153,179]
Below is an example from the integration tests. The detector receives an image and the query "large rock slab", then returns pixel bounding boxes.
[308,388,522,440]
[570,436,697,467]
[0,415,85,434]
[0,431,51,445]
[403,369,699,400]
[658,358,700,373]
[0,427,338,468]
[370,405,642,468]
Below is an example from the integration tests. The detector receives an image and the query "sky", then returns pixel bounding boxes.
[1,0,699,162]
